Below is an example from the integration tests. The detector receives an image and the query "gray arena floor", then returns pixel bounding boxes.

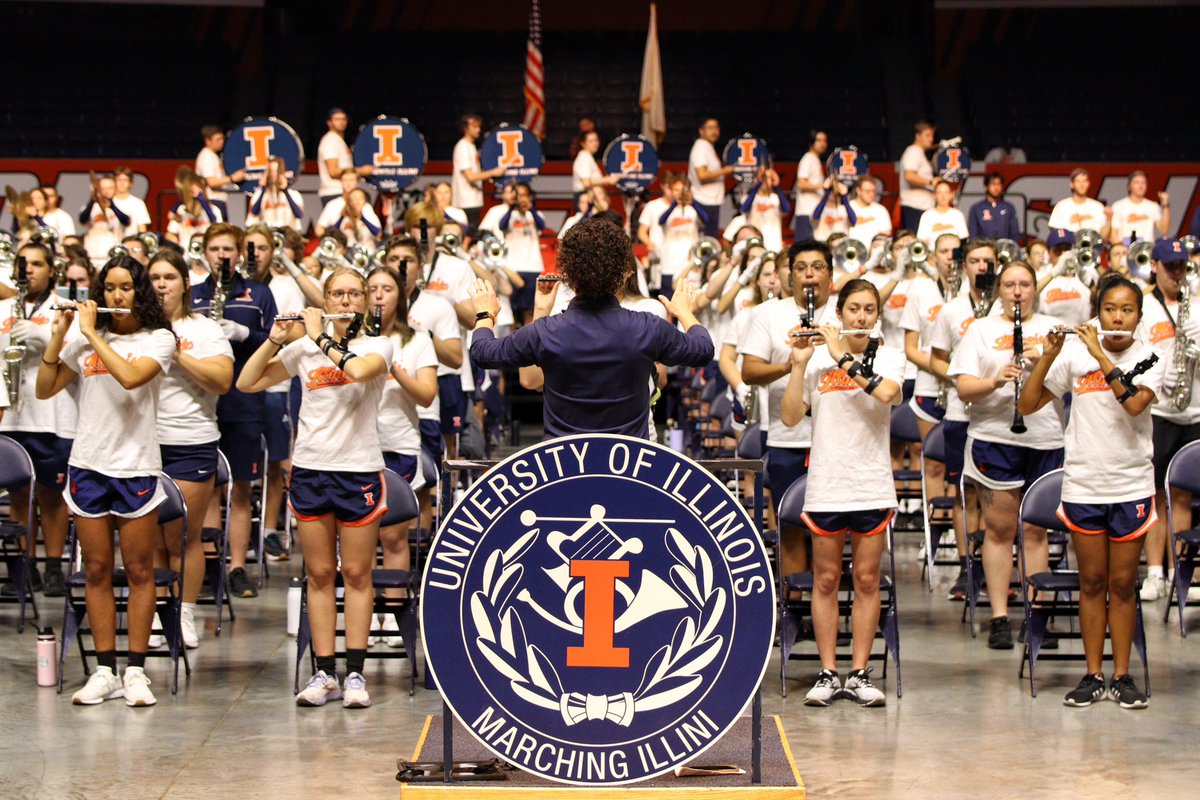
[5,532,1199,799]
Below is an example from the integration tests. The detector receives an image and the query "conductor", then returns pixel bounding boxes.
[469,217,713,438]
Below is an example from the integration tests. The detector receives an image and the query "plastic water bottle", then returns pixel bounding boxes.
[37,627,57,687]
[668,420,685,453]
[287,578,302,637]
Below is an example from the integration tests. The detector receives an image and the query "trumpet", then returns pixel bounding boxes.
[995,238,1023,266]
[345,245,372,274]
[138,232,159,258]
[1075,228,1104,253]
[908,240,929,265]
[107,244,128,259]
[689,237,721,270]
[435,231,462,255]
[51,304,132,315]
[833,238,868,272]
[477,231,508,268]
[1127,240,1154,282]
[273,312,359,322]
[1180,235,1200,258]
[186,238,207,271]
[317,236,357,273]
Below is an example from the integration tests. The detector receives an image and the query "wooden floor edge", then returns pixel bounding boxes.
[410,715,434,761]
[773,715,805,794]
[401,788,804,799]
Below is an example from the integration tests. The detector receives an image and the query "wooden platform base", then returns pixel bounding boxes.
[398,714,805,799]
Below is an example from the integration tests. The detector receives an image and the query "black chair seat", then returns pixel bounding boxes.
[201,528,223,543]
[0,522,28,540]
[68,568,179,589]
[371,568,412,589]
[930,497,957,510]
[1177,528,1200,546]
[1028,571,1079,592]
[969,529,985,547]
[408,527,433,545]
[893,470,922,482]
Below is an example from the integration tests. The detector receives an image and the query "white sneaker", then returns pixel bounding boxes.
[296,670,342,707]
[844,668,886,707]
[180,605,199,649]
[368,613,382,647]
[381,614,404,648]
[123,667,157,707]
[1140,576,1167,602]
[72,666,124,705]
[1187,585,1200,603]
[342,672,371,708]
[804,669,841,707]
[148,613,166,648]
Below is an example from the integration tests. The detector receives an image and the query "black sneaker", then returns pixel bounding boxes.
[263,533,288,561]
[988,616,1014,649]
[1109,674,1148,709]
[1063,673,1107,707]
[42,564,65,598]
[947,569,968,601]
[227,567,259,598]
[2,564,41,597]
[1018,618,1059,649]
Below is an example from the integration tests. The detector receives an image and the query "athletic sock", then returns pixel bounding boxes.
[316,655,336,676]
[346,648,367,676]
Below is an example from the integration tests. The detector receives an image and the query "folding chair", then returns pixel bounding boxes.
[919,424,958,591]
[59,474,193,694]
[1164,440,1200,635]
[775,476,902,698]
[0,435,38,632]
[200,450,236,634]
[890,403,923,534]
[295,468,423,695]
[1016,468,1150,697]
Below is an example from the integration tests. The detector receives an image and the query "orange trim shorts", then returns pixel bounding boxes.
[801,508,895,537]
[288,466,388,526]
[1056,497,1157,542]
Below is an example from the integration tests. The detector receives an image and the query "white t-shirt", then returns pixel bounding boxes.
[659,205,701,278]
[1039,275,1091,327]
[452,137,483,209]
[500,210,545,274]
[571,151,603,194]
[408,292,461,422]
[723,305,769,425]
[317,131,353,198]
[195,147,229,205]
[280,334,392,472]
[41,208,76,238]
[264,275,309,393]
[247,187,305,231]
[558,211,585,239]
[739,296,838,448]
[916,207,969,248]
[794,151,824,216]
[1048,197,1107,232]
[378,331,438,456]
[899,276,949,397]
[688,139,724,206]
[930,294,980,422]
[638,197,670,251]
[1110,197,1162,243]
[113,195,151,232]
[1142,293,1200,425]
[1042,337,1163,503]
[811,197,849,242]
[899,144,933,210]
[848,200,892,245]
[316,198,382,246]
[948,313,1066,449]
[60,327,176,477]
[745,192,784,251]
[883,276,930,380]
[478,202,507,235]
[422,252,476,392]
[0,294,60,433]
[802,344,905,512]
[157,315,234,446]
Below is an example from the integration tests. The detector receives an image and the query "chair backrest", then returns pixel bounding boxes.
[0,435,35,493]
[419,450,438,487]
[890,402,921,444]
[921,423,946,465]
[157,474,187,526]
[700,378,720,403]
[1166,440,1200,495]
[736,423,763,459]
[709,393,732,422]
[215,449,231,488]
[379,467,420,527]
[1019,468,1064,531]
[776,475,808,528]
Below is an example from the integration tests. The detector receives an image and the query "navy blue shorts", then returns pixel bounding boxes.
[766,446,809,513]
[288,466,388,526]
[802,508,895,537]
[942,420,969,483]
[64,467,164,519]
[910,395,946,424]
[438,375,467,435]
[966,439,1064,491]
[5,431,71,490]
[419,419,444,462]
[218,421,264,482]
[902,378,915,402]
[1058,498,1157,542]
[383,452,418,483]
[160,442,218,482]
[263,392,293,463]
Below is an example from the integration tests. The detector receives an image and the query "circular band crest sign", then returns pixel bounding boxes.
[421,435,775,786]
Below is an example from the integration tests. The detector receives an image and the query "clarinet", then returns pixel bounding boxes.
[367,303,384,336]
[211,258,234,320]
[1010,305,1027,434]
[803,287,816,328]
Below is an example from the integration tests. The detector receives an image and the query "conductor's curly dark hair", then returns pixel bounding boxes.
[95,255,175,336]
[557,217,633,300]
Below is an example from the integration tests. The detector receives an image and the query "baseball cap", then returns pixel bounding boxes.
[1152,238,1188,264]
[1045,229,1074,249]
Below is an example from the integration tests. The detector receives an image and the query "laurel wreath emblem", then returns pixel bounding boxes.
[470,526,727,726]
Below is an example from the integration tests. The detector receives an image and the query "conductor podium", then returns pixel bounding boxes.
[407,435,803,797]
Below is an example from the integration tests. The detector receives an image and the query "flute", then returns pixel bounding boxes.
[536,274,564,283]
[790,328,876,338]
[273,312,359,322]
[1050,327,1134,338]
[51,305,131,315]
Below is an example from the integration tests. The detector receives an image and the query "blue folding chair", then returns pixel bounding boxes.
[0,435,38,632]
[1164,440,1200,634]
[295,468,423,694]
[890,403,923,534]
[775,475,902,698]
[919,423,958,591]
[200,450,236,634]
[1017,468,1149,697]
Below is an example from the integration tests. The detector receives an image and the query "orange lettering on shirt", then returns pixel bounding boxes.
[1069,212,1094,227]
[425,279,450,292]
[82,351,138,377]
[669,217,694,229]
[1149,321,1175,344]
[306,366,352,391]
[753,201,775,214]
[927,304,943,323]
[1074,369,1111,396]
[958,317,976,337]
[887,294,908,310]
[1127,213,1150,224]
[177,338,194,352]
[993,333,1045,352]
[931,222,954,233]
[817,369,859,393]
[1045,288,1082,304]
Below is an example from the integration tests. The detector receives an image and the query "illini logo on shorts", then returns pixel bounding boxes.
[421,435,775,786]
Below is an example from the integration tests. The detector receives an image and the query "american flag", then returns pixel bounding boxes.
[523,0,545,139]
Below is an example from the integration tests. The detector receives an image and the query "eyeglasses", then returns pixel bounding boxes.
[792,261,830,274]
[328,289,364,301]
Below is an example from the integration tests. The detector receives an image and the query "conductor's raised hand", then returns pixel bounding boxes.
[660,279,697,322]
[470,277,501,320]
[533,277,559,320]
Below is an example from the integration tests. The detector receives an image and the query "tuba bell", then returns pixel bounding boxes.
[478,231,508,268]
[995,239,1023,266]
[689,237,721,270]
[1127,240,1154,283]
[833,238,868,272]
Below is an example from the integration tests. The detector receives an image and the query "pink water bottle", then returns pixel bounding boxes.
[37,627,57,687]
